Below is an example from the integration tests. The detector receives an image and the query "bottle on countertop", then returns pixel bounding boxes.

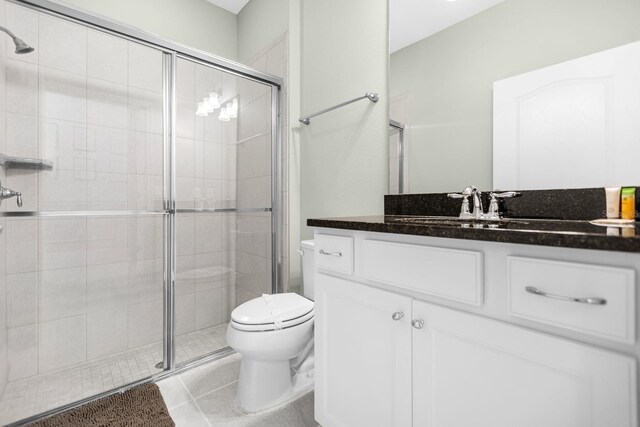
[620,187,636,220]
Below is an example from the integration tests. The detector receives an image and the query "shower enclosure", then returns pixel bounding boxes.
[389,120,405,194]
[0,0,283,424]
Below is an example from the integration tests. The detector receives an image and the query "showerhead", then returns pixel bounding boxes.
[0,26,35,55]
[13,37,34,54]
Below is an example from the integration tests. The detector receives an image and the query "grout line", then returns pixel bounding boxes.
[176,375,212,426]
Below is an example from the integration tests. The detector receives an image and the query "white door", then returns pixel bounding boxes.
[315,274,412,427]
[493,40,640,190]
[412,300,637,427]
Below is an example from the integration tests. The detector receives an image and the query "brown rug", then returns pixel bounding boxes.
[28,383,175,427]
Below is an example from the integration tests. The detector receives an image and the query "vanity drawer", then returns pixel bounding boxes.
[315,234,353,275]
[361,239,483,306]
[507,256,636,344]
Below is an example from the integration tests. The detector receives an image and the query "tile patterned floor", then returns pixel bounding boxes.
[158,354,319,427]
[0,323,229,426]
[175,323,229,365]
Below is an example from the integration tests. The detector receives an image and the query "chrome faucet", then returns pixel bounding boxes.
[448,186,519,220]
[447,191,472,219]
[467,186,484,219]
[448,185,483,219]
[0,179,22,207]
[485,191,520,220]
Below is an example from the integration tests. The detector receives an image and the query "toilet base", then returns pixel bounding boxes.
[236,355,315,413]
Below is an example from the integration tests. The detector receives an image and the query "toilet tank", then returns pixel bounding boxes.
[300,240,315,300]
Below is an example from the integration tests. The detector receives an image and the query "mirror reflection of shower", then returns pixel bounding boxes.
[0,25,35,54]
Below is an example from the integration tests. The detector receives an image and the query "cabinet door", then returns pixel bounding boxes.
[315,274,412,427]
[412,300,637,427]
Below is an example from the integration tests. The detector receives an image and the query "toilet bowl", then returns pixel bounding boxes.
[226,240,316,413]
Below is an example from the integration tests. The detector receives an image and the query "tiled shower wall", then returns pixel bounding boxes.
[0,1,288,389]
[173,58,238,341]
[235,33,289,305]
[1,3,169,381]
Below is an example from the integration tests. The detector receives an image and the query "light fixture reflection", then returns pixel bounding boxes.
[218,106,231,122]
[203,97,215,113]
[227,100,237,119]
[208,92,221,110]
[196,101,208,117]
[195,91,238,120]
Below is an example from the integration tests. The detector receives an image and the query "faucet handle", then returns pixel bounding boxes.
[0,181,23,208]
[491,191,520,199]
[486,191,521,219]
[447,193,472,219]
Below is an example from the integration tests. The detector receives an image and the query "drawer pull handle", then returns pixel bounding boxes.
[525,286,607,305]
[319,249,342,257]
[391,311,404,321]
[411,319,425,329]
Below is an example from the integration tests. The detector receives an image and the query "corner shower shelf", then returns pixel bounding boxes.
[0,153,53,170]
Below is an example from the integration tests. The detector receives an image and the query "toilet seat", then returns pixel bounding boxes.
[231,310,314,332]
[231,293,314,332]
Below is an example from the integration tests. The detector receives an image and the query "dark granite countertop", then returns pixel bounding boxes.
[308,188,640,252]
[307,215,640,253]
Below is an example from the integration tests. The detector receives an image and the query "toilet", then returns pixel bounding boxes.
[226,240,316,413]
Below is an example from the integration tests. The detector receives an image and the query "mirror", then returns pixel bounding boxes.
[388,0,640,194]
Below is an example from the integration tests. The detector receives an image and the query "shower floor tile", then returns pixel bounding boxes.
[0,323,229,426]
[175,323,229,365]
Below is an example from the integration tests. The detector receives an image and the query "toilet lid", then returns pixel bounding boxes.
[231,293,314,327]
[230,309,314,332]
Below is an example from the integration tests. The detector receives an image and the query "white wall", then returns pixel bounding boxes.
[390,0,640,193]
[61,0,238,60]
[287,0,302,289]
[237,0,288,63]
[300,0,389,240]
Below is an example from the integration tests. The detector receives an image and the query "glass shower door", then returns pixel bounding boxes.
[0,3,166,423]
[173,57,274,365]
[0,1,281,424]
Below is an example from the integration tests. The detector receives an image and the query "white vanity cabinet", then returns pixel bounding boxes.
[412,300,636,427]
[313,231,639,427]
[315,274,412,427]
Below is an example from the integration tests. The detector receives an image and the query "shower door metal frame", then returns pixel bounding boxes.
[389,119,405,194]
[162,51,177,372]
[5,0,284,424]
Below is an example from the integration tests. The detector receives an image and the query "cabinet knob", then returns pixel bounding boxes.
[411,319,425,329]
[391,311,404,321]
